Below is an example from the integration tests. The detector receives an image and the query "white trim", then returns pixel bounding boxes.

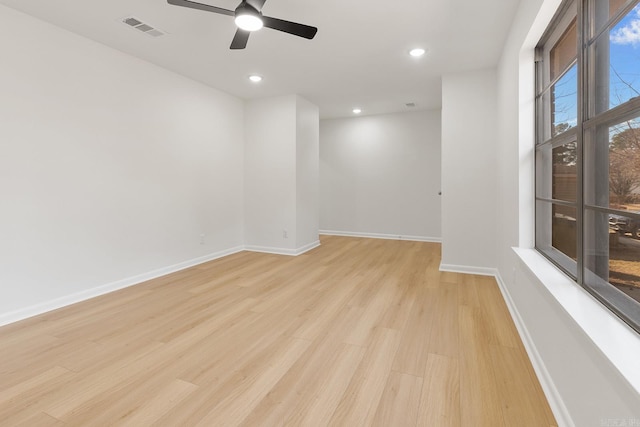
[513,247,640,397]
[494,270,574,427]
[0,246,244,327]
[438,263,497,276]
[320,229,441,243]
[244,245,298,256]
[295,240,321,255]
[244,240,321,257]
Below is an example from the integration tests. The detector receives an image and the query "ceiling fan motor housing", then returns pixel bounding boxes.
[235,2,261,20]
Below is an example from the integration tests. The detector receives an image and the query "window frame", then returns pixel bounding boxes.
[535,0,640,334]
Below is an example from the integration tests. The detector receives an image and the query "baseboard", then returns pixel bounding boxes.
[320,230,441,243]
[494,272,574,427]
[244,240,321,256]
[295,240,321,255]
[0,246,244,328]
[438,263,497,276]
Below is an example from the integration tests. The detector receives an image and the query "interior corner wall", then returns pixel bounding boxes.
[441,69,497,271]
[0,5,245,322]
[495,0,640,423]
[319,110,442,240]
[295,96,320,250]
[244,95,298,252]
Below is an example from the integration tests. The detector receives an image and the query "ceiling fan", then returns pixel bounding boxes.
[167,0,318,50]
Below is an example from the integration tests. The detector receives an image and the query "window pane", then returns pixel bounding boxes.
[609,211,640,238]
[585,116,640,209]
[536,142,578,202]
[553,143,578,202]
[550,19,577,82]
[551,64,578,137]
[536,147,551,197]
[607,214,640,304]
[592,3,640,114]
[585,209,640,306]
[611,0,634,17]
[536,201,578,273]
[552,204,578,260]
[591,0,634,39]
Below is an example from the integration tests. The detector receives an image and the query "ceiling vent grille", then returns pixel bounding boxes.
[122,16,166,37]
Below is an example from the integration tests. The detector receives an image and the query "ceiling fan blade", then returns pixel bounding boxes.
[230,29,251,49]
[262,16,318,39]
[245,0,267,11]
[167,0,234,17]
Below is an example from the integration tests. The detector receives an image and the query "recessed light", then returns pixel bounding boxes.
[248,74,262,83]
[352,108,362,114]
[409,48,426,57]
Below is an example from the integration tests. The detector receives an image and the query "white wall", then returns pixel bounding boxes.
[244,95,297,252]
[244,95,320,254]
[319,110,441,241]
[296,97,320,250]
[441,69,497,272]
[0,5,245,323]
[495,0,640,424]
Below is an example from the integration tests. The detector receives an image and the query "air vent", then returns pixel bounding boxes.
[146,29,164,37]
[121,16,166,37]
[123,17,143,27]
[136,24,154,33]
[405,102,416,108]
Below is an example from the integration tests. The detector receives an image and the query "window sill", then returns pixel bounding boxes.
[513,247,640,395]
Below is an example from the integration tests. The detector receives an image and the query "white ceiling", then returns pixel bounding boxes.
[0,0,521,118]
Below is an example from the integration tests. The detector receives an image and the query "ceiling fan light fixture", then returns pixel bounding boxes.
[235,14,263,31]
[234,3,263,31]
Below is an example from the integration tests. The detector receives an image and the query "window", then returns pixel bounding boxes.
[536,0,640,332]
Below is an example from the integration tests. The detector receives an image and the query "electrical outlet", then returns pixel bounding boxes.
[200,234,205,245]
[283,229,288,239]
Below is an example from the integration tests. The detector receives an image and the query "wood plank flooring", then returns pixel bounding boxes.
[0,236,557,426]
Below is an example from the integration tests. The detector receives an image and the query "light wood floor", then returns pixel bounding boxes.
[0,236,557,426]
